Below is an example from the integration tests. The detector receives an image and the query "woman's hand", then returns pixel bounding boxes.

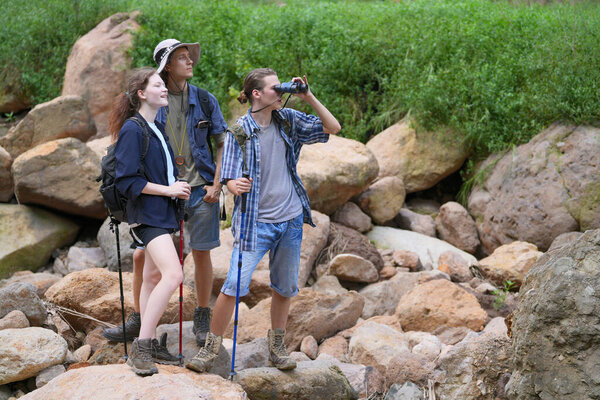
[227,177,252,196]
[169,180,191,200]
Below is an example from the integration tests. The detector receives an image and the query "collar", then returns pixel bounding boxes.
[241,108,288,135]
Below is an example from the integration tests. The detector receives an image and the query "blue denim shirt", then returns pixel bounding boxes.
[220,108,329,251]
[155,84,227,184]
[114,113,179,229]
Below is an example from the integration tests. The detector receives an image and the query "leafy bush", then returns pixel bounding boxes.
[4,0,600,177]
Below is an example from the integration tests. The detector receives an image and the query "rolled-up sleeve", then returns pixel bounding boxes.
[115,124,148,202]
[286,109,328,144]
[208,93,228,135]
[220,131,243,183]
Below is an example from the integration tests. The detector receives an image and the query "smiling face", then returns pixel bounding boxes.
[165,47,194,80]
[138,73,168,109]
[252,74,282,111]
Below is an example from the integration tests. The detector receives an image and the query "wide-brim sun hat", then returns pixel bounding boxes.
[153,39,200,73]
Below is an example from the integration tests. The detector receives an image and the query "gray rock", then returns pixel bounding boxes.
[0,310,29,330]
[328,223,384,271]
[547,231,583,252]
[65,246,106,273]
[236,362,358,400]
[385,382,424,400]
[233,337,269,370]
[312,275,348,296]
[0,270,61,298]
[0,282,46,326]
[355,176,406,225]
[0,147,12,202]
[35,364,65,388]
[506,229,600,399]
[328,254,379,283]
[96,217,134,272]
[435,201,480,254]
[331,202,372,233]
[394,208,436,237]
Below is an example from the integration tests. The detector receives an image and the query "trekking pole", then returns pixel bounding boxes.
[111,217,128,359]
[177,197,186,366]
[229,173,249,381]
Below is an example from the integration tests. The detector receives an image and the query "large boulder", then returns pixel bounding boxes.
[506,229,600,400]
[298,135,379,215]
[12,137,105,219]
[232,289,364,350]
[435,201,480,254]
[45,268,196,331]
[0,327,67,385]
[366,119,468,193]
[0,95,95,159]
[0,204,79,278]
[0,146,13,202]
[20,364,246,400]
[395,279,487,332]
[478,241,543,287]
[435,318,511,399]
[367,226,477,270]
[467,123,600,254]
[237,363,357,400]
[355,176,406,225]
[0,282,47,326]
[62,13,140,138]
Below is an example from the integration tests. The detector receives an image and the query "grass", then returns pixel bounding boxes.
[3,0,600,188]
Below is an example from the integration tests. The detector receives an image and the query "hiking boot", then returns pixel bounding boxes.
[186,332,222,373]
[151,333,180,365]
[192,307,212,347]
[126,338,158,376]
[102,312,141,342]
[268,328,296,370]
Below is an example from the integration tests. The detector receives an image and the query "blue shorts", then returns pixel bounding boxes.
[221,214,303,298]
[185,185,221,251]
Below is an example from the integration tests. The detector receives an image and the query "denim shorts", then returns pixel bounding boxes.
[184,185,221,251]
[221,214,303,298]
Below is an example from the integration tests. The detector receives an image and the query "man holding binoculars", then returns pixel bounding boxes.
[186,68,341,373]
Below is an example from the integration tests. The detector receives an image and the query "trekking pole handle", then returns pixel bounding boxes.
[241,173,249,213]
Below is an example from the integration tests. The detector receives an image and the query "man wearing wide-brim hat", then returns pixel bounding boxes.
[103,39,228,356]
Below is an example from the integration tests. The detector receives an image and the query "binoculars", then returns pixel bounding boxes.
[274,82,308,94]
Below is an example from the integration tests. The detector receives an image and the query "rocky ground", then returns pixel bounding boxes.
[1,11,600,400]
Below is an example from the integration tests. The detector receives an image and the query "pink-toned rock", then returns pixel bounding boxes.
[318,335,349,361]
[12,138,105,219]
[366,119,469,193]
[300,335,319,360]
[0,67,30,114]
[327,254,379,283]
[331,202,372,233]
[395,279,487,332]
[0,310,29,330]
[0,96,95,159]
[231,289,364,351]
[341,315,403,340]
[0,270,61,298]
[62,13,140,138]
[355,176,406,225]
[86,136,111,160]
[436,201,480,254]
[392,250,421,271]
[433,325,474,345]
[378,265,397,280]
[298,135,379,214]
[328,223,384,270]
[0,146,12,202]
[478,241,543,287]
[437,250,473,282]
[45,268,196,331]
[385,352,435,388]
[20,364,246,400]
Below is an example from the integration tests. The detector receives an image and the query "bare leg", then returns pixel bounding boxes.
[132,248,145,313]
[270,291,291,330]
[138,234,183,339]
[209,292,236,336]
[192,249,213,308]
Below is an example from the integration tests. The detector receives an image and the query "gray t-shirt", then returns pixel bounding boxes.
[257,121,303,222]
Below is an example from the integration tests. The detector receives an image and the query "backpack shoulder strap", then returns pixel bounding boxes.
[196,87,216,159]
[128,116,151,161]
[271,110,292,137]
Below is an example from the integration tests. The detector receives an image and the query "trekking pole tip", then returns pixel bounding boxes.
[228,371,237,381]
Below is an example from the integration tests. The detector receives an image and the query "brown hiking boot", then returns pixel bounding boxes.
[192,307,212,347]
[126,338,158,376]
[268,328,296,370]
[102,312,141,342]
[151,333,180,365]
[186,332,222,373]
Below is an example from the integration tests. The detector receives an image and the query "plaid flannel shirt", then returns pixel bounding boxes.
[220,108,329,251]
